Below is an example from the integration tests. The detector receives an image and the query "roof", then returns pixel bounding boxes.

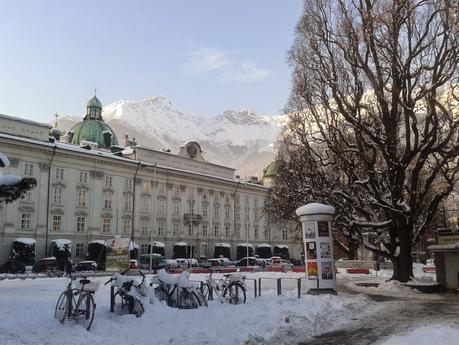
[87,96,102,109]
[0,113,52,129]
[262,161,278,178]
[428,242,459,252]
[70,120,119,148]
[296,203,335,216]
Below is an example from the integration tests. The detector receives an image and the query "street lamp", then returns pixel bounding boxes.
[149,163,157,273]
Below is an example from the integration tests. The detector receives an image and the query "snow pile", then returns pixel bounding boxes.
[381,325,459,345]
[52,239,72,250]
[0,273,374,345]
[14,238,36,246]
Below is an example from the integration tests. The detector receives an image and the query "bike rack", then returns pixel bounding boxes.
[256,277,305,298]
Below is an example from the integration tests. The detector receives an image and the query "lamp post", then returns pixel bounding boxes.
[149,163,157,273]
[45,145,57,256]
[131,162,142,251]
[233,180,241,261]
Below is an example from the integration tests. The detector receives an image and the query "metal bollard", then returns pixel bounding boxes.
[297,278,301,299]
[277,278,282,295]
[254,279,257,298]
[258,278,261,297]
[110,286,115,312]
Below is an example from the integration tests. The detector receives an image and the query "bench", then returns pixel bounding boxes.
[346,268,370,274]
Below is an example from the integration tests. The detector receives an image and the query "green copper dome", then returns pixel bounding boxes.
[69,120,119,148]
[263,161,278,178]
[87,96,102,109]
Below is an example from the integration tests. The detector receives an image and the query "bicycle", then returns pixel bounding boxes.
[202,271,246,304]
[151,269,207,309]
[54,275,99,330]
[105,268,145,317]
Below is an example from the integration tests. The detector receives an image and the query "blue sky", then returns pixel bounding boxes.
[0,0,302,122]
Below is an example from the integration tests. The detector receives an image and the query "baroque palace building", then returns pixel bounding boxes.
[0,96,299,262]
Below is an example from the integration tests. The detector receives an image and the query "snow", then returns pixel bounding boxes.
[128,242,139,250]
[0,271,373,345]
[0,175,21,186]
[237,243,253,247]
[0,152,11,167]
[174,242,187,246]
[381,325,459,345]
[428,241,459,251]
[88,240,106,246]
[214,242,231,248]
[275,244,289,249]
[151,241,165,248]
[51,239,72,250]
[256,243,272,248]
[296,203,335,216]
[14,238,36,245]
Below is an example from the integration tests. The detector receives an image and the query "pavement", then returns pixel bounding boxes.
[298,279,459,345]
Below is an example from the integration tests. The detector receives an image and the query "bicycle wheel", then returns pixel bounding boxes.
[132,298,144,317]
[201,283,212,300]
[177,288,200,309]
[76,293,95,331]
[54,291,68,323]
[223,282,246,304]
[193,289,208,307]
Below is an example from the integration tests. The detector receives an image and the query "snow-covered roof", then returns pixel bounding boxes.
[152,241,165,247]
[174,242,187,246]
[0,175,21,186]
[129,241,139,250]
[274,244,288,249]
[88,240,106,246]
[215,242,231,248]
[256,243,272,248]
[14,238,36,245]
[296,203,335,216]
[51,239,72,250]
[428,242,459,251]
[237,243,253,247]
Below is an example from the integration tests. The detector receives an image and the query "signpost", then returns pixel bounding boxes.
[296,203,336,294]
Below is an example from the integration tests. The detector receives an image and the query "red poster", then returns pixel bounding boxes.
[307,261,318,277]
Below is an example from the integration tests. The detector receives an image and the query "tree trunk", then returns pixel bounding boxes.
[390,233,413,282]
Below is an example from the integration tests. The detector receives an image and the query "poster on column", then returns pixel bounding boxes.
[306,242,317,259]
[307,262,318,278]
[321,261,334,280]
[320,242,331,259]
[105,238,130,272]
[303,222,315,240]
[318,221,330,237]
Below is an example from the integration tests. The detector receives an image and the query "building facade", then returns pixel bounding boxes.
[0,101,300,263]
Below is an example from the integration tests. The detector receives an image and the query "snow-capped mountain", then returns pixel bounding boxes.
[57,96,286,177]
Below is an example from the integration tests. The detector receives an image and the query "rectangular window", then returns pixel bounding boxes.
[143,196,149,213]
[282,229,288,240]
[123,219,131,234]
[78,189,87,207]
[52,215,61,232]
[76,217,86,232]
[141,243,149,255]
[102,218,111,233]
[225,225,230,238]
[104,192,112,209]
[105,175,113,187]
[254,209,259,222]
[24,190,33,203]
[174,200,180,216]
[158,222,164,235]
[159,183,165,195]
[21,213,32,230]
[141,221,148,235]
[158,198,165,214]
[213,203,219,219]
[225,205,231,221]
[53,186,63,205]
[75,243,84,257]
[188,224,192,236]
[202,224,208,237]
[24,163,34,177]
[235,224,241,239]
[213,224,219,237]
[125,178,133,191]
[174,186,180,198]
[254,225,259,239]
[124,195,132,211]
[55,167,64,180]
[173,223,179,236]
[202,203,208,218]
[79,171,88,184]
[235,207,240,221]
[189,202,194,215]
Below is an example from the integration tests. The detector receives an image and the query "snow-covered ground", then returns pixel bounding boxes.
[381,325,459,345]
[0,272,376,345]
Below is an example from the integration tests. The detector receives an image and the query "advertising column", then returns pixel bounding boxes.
[296,203,336,294]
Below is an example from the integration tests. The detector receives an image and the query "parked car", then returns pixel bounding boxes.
[235,257,260,267]
[74,260,97,272]
[175,258,198,268]
[270,256,293,270]
[32,257,58,273]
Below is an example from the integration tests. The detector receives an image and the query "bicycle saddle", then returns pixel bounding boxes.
[79,278,91,285]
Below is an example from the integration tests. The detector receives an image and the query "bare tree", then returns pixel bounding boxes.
[283,0,459,282]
